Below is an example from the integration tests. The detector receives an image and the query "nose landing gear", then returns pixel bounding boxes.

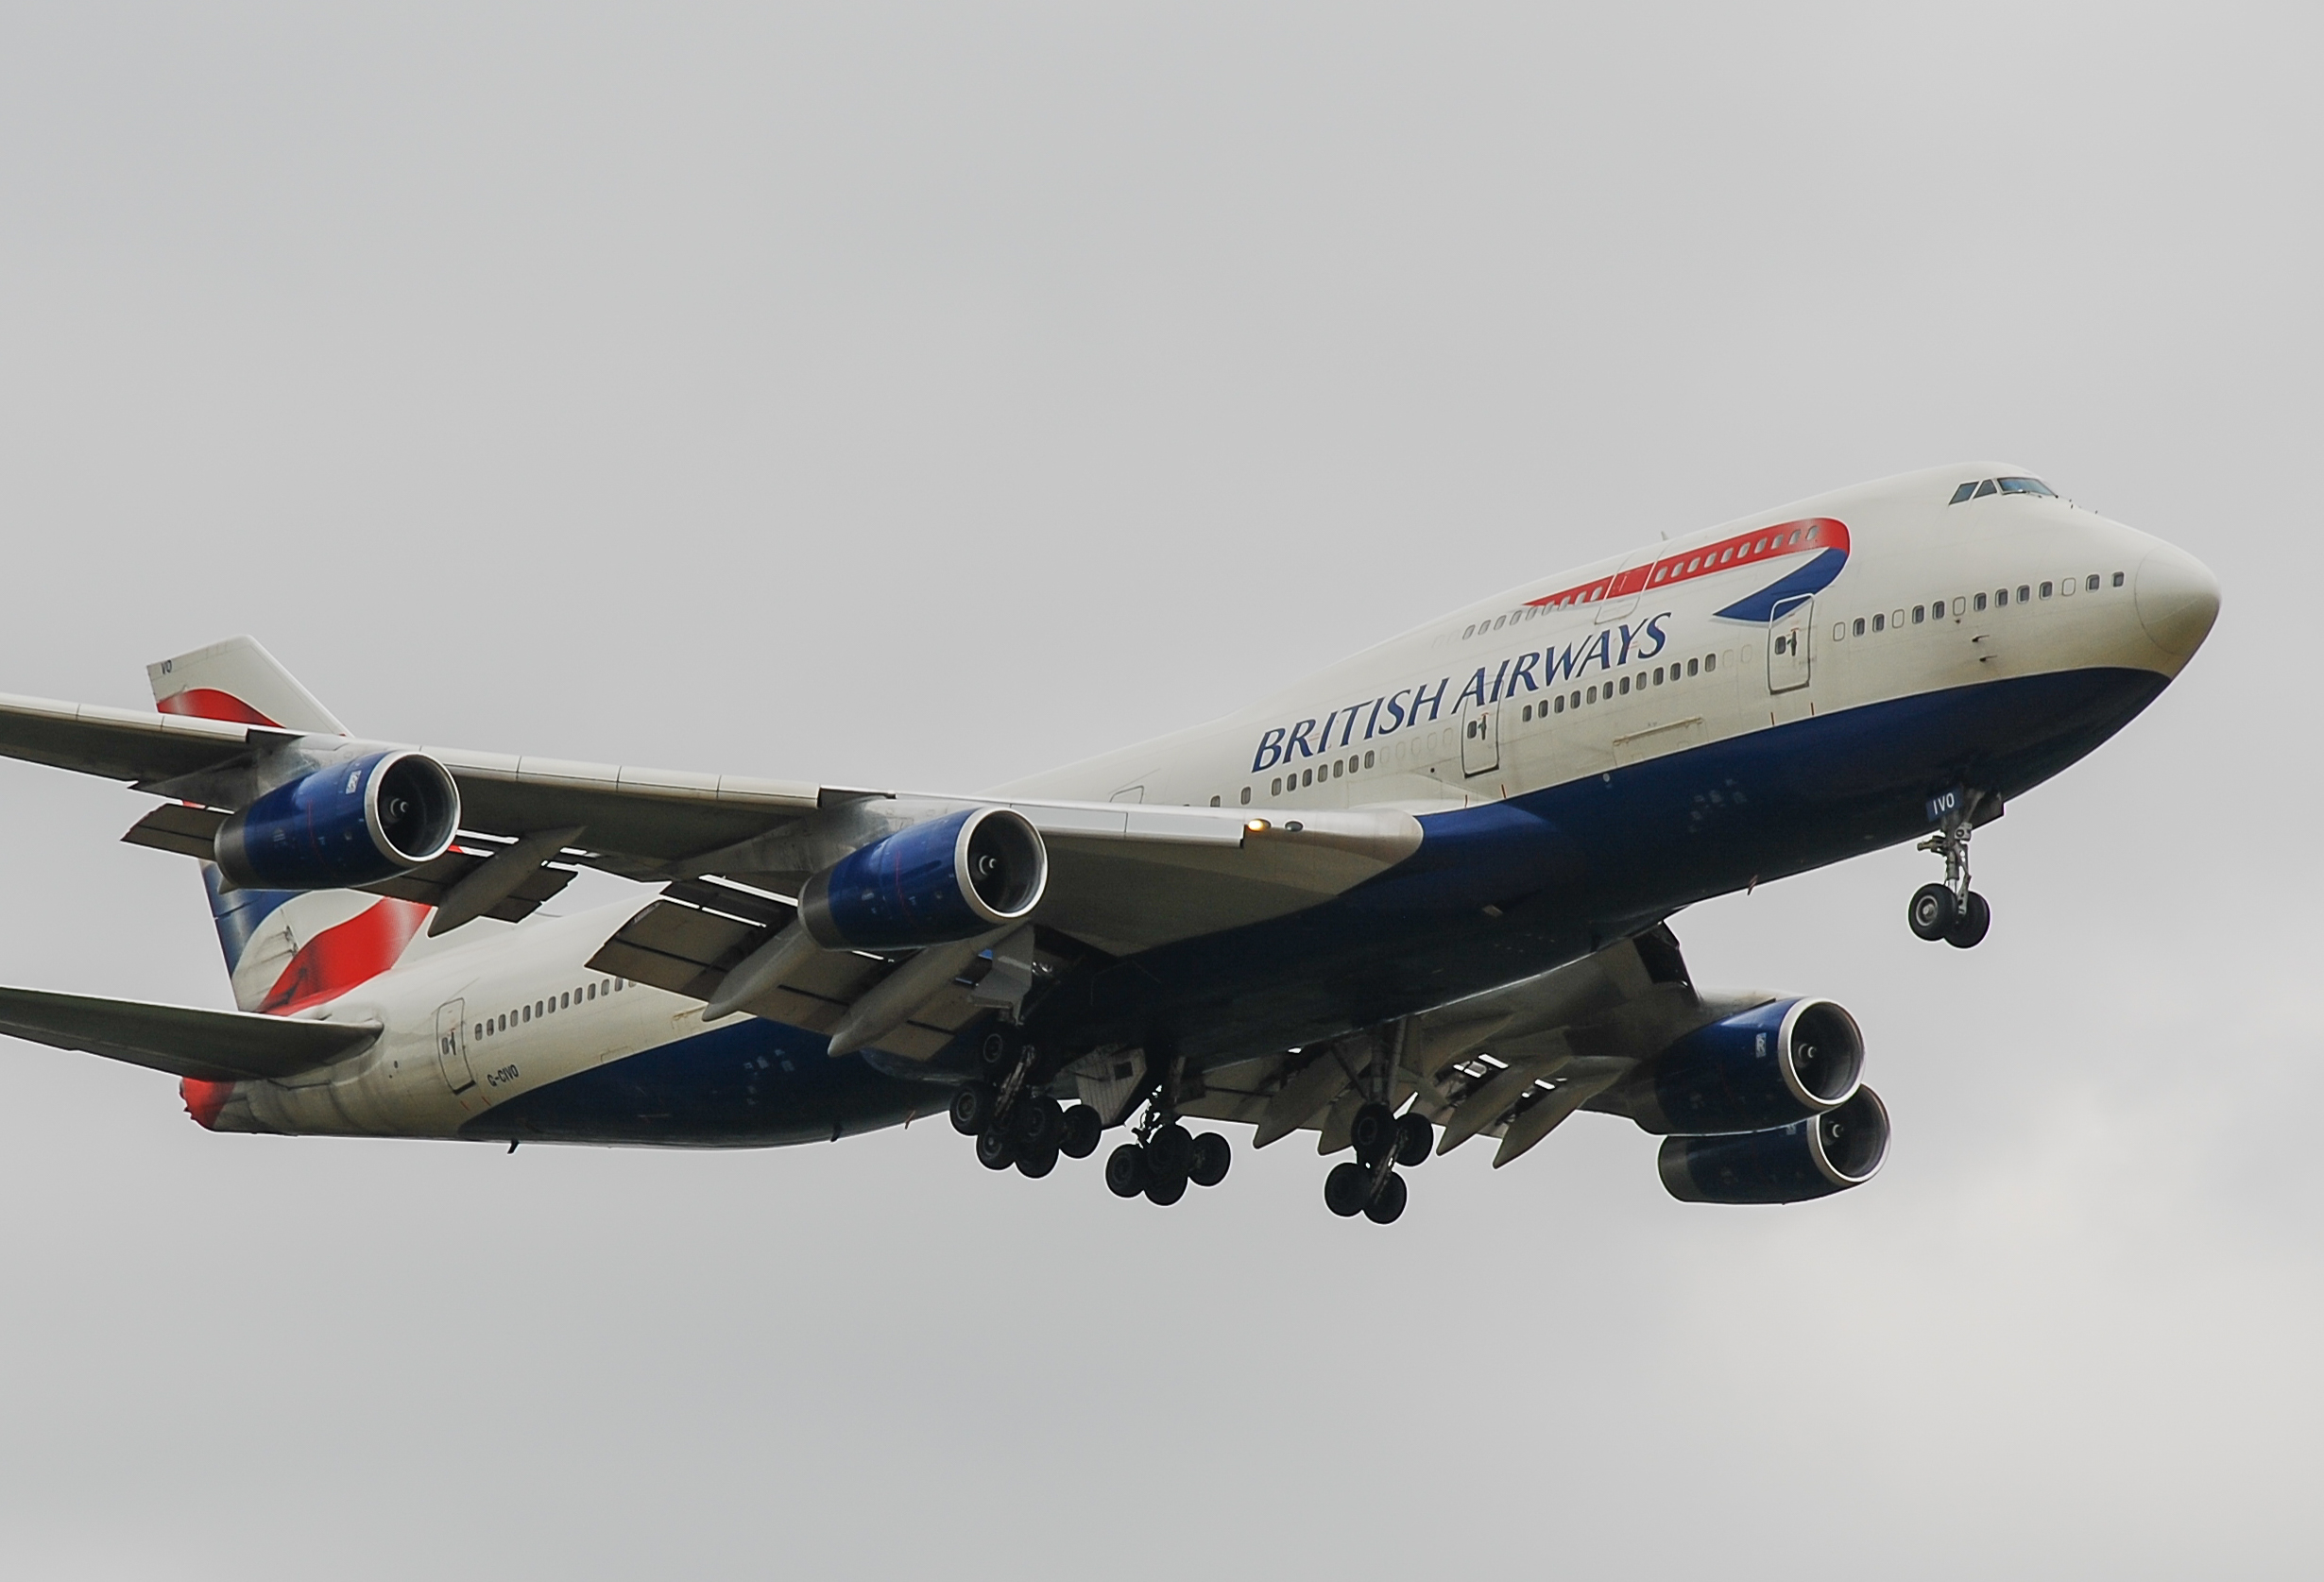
[1910,793,1995,949]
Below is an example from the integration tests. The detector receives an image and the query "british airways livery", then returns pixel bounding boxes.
[0,463,2218,1222]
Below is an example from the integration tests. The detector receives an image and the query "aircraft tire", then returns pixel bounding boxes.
[1908,883,1957,941]
[1105,1143,1148,1199]
[1350,1103,1396,1165]
[976,1128,1017,1171]
[1145,1170,1188,1206]
[1058,1104,1103,1159]
[1146,1122,1193,1179]
[1946,891,1992,949]
[950,1083,996,1135]
[1363,1171,1408,1225]
[1324,1161,1371,1217]
[1393,1114,1433,1167]
[1188,1132,1231,1187]
[1014,1096,1063,1151]
[1017,1140,1059,1180]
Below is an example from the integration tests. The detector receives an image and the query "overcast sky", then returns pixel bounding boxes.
[0,5,2314,1578]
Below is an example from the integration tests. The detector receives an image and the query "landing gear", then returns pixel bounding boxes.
[1323,1022,1423,1224]
[1912,796,1994,949]
[1058,1103,1102,1159]
[1097,1108,1232,1207]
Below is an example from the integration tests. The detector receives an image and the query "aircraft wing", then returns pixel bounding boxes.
[0,688,1424,955]
[0,984,378,1082]
[1168,925,1749,1165]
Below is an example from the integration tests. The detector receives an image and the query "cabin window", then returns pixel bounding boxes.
[2087,574,2101,591]
[2059,577,2074,598]
[521,1006,531,1024]
[1705,654,1717,672]
[1835,623,1847,642]
[1995,588,2009,606]
[2040,581,2053,599]
[1462,624,1475,638]
[1272,777,1282,795]
[1302,769,1312,787]
[1912,605,1924,623]
[1615,675,1627,694]
[1872,615,1885,632]
[1240,786,1252,805]
[1363,751,1375,768]
[1587,686,1598,704]
[1854,618,1866,636]
[1553,696,1564,714]
[2112,571,2125,587]
[1687,658,1700,675]
[1654,666,1665,684]
[1974,592,1988,611]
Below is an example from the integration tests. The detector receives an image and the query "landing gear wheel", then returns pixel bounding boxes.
[1012,1096,1063,1152]
[1058,1104,1102,1160]
[1945,891,1991,949]
[1016,1140,1059,1179]
[950,1083,995,1135]
[1145,1122,1193,1179]
[1104,1142,1149,1199]
[1363,1171,1408,1224]
[975,1128,1017,1171]
[1188,1132,1232,1187]
[1393,1113,1434,1167]
[1907,883,1957,942]
[1144,1169,1188,1206]
[1349,1102,1397,1165]
[1324,1161,1371,1217]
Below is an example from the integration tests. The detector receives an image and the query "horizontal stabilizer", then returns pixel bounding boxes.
[0,984,378,1082]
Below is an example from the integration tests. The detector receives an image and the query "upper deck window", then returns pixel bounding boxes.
[1952,476,2057,503]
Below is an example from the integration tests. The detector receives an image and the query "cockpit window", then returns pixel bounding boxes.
[1953,475,2058,503]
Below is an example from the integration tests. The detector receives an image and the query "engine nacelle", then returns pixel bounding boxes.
[215,751,461,890]
[1631,997,1865,1134]
[1657,1087,1889,1203]
[799,807,1047,950]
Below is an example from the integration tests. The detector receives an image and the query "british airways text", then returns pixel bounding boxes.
[1250,613,1674,773]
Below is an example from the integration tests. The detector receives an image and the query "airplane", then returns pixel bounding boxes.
[0,461,2218,1222]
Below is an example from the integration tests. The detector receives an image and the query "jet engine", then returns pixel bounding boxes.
[799,807,1048,950]
[214,750,461,890]
[1657,1087,1889,1203]
[1631,997,1864,1134]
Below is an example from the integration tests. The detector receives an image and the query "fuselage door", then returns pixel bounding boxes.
[1768,595,1813,693]
[1461,700,1501,775]
[436,999,474,1094]
[1592,553,1656,625]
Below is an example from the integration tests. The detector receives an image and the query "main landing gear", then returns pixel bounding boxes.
[949,1033,1103,1180]
[1104,1112,1233,1207]
[1909,796,1992,949]
[1324,1102,1432,1224]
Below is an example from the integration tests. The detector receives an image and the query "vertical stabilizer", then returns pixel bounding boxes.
[148,638,431,1013]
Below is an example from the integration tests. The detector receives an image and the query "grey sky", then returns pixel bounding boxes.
[0,5,2313,1577]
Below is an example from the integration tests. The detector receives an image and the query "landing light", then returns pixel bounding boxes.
[1245,819,1270,833]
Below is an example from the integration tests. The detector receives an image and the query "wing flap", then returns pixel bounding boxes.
[0,985,377,1082]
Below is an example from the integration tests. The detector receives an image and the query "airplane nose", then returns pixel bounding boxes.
[2132,542,2221,661]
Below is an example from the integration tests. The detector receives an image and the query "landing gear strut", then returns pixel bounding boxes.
[954,1031,1102,1180]
[1323,1025,1427,1224]
[1911,797,1992,949]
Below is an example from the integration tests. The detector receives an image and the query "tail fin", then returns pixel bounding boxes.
[149,638,431,1013]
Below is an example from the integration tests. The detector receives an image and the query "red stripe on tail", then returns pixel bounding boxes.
[258,898,431,1014]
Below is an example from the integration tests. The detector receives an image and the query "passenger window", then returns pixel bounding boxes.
[1872,614,1886,632]
[1615,675,1628,694]
[2040,581,2053,598]
[1462,624,1475,638]
[1705,654,1717,672]
[1333,760,1344,778]
[521,1006,531,1024]
[1912,605,1924,623]
[1974,480,1997,498]
[1240,786,1252,805]
[1569,691,1581,709]
[2112,571,2125,587]
[1363,751,1375,768]
[2059,577,2074,598]
[1653,666,1665,684]
[2087,574,2100,591]
[1995,588,2008,606]
[2018,585,2030,604]
[1949,482,1977,504]
[1853,618,1866,636]
[1687,658,1700,675]
[1302,769,1312,787]
[1587,686,1598,704]
[1974,593,1987,611]
[1271,777,1282,795]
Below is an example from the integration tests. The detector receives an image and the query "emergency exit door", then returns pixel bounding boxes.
[1768,596,1814,693]
[436,1000,474,1094]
